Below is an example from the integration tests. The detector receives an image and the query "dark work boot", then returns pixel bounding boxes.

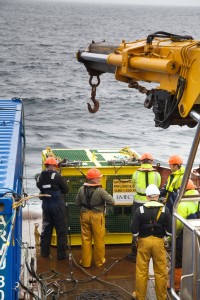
[127,246,137,262]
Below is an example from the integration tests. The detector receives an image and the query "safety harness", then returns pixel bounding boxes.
[139,205,165,231]
[82,186,100,210]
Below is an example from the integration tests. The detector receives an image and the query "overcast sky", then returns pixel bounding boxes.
[52,0,200,6]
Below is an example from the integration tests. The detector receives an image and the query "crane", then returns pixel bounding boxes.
[77,32,200,300]
[77,31,200,129]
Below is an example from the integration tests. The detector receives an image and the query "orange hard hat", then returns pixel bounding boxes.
[186,179,196,190]
[141,152,154,161]
[86,168,102,179]
[44,157,58,167]
[168,155,183,165]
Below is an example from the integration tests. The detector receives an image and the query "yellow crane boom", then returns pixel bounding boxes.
[77,31,200,129]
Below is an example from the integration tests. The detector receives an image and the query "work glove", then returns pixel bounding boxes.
[164,236,171,250]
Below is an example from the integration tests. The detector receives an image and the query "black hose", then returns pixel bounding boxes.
[147,31,193,44]
[154,77,186,128]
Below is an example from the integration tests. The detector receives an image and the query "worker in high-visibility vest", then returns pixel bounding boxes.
[127,152,161,262]
[160,155,185,214]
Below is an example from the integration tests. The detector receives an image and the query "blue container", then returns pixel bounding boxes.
[0,99,24,299]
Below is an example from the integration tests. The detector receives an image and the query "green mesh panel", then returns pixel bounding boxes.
[105,205,132,232]
[95,154,105,161]
[52,149,89,161]
[68,204,81,234]
[63,174,133,234]
[63,176,85,203]
[100,162,110,166]
[52,149,96,166]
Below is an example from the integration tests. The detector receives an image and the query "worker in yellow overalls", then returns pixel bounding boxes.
[131,184,172,300]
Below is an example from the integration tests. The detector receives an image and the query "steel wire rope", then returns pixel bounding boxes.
[20,243,42,300]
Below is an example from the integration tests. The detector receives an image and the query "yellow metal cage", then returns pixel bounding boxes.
[41,147,141,246]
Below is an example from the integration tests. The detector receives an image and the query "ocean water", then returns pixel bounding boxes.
[1,0,200,196]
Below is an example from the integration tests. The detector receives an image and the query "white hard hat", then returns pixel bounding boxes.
[146,184,160,196]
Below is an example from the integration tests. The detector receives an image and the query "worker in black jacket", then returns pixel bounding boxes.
[131,184,172,300]
[36,156,68,260]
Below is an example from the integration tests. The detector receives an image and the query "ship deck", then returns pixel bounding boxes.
[21,218,171,300]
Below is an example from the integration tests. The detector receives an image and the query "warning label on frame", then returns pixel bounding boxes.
[113,179,135,205]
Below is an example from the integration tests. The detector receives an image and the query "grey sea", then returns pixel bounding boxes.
[1,0,200,197]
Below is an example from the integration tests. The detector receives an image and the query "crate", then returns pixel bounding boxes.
[41,148,140,245]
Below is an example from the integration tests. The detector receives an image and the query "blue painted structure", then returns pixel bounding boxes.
[0,99,25,299]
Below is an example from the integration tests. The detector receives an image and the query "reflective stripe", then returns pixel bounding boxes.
[41,173,56,190]
[51,173,56,179]
[140,204,165,215]
[140,206,144,214]
[144,201,164,208]
[42,184,51,188]
[166,231,172,236]
[166,166,185,192]
[133,233,139,237]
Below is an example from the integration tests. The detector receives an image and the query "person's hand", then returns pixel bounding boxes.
[159,197,166,203]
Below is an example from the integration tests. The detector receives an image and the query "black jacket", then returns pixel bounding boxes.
[131,201,172,238]
[36,169,68,194]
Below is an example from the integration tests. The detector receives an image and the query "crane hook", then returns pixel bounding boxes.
[87,98,100,113]
[87,75,100,113]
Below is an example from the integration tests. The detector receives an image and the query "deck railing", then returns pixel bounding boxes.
[170,110,200,300]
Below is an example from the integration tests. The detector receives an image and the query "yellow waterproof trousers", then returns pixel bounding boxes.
[135,236,167,300]
[80,210,105,267]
